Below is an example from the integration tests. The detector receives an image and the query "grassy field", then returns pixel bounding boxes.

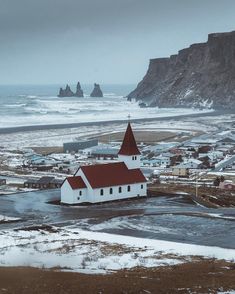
[96,130,197,144]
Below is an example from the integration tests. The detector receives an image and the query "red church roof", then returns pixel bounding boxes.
[80,162,146,188]
[67,176,87,190]
[118,123,141,155]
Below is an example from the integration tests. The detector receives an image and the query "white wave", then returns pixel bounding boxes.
[4,104,26,108]
[0,94,214,128]
[26,95,38,98]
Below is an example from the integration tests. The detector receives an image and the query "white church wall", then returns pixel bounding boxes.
[118,154,141,169]
[91,182,147,203]
[75,168,94,202]
[61,179,88,204]
[61,180,73,204]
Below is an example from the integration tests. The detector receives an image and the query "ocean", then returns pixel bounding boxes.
[0,84,212,128]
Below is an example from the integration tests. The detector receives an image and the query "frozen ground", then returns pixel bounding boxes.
[1,190,235,249]
[0,226,234,274]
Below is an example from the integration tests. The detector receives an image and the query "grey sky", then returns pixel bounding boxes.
[1,0,235,85]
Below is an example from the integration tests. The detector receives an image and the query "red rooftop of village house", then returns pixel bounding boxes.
[80,162,146,189]
[118,122,141,156]
[67,176,87,190]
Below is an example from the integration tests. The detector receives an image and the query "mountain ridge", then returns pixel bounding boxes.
[128,31,235,109]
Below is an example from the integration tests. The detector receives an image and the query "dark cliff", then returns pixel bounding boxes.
[58,85,75,97]
[128,31,235,109]
[75,82,84,97]
[90,83,103,97]
[58,82,84,97]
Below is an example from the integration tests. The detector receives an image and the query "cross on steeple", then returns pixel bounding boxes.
[127,114,131,122]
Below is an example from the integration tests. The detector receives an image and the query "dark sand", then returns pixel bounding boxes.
[0,110,229,134]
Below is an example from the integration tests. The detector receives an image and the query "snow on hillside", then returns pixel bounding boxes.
[0,226,234,274]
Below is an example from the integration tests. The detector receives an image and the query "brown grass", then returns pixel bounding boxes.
[148,183,235,207]
[97,130,187,144]
[0,260,234,293]
[31,146,63,155]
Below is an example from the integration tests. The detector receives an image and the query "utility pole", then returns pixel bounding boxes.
[195,171,199,198]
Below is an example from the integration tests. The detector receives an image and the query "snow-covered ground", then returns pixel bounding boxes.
[0,226,234,274]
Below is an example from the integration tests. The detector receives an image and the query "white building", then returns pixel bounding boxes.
[181,159,203,169]
[61,123,147,204]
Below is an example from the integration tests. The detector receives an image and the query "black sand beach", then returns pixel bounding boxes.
[0,109,230,134]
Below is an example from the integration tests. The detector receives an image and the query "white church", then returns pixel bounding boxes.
[61,122,147,204]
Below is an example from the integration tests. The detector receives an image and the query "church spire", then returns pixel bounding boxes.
[118,122,140,156]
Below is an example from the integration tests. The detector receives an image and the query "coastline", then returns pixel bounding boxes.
[0,109,229,134]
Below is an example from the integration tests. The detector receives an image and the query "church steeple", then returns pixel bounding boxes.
[118,122,141,169]
[118,123,140,156]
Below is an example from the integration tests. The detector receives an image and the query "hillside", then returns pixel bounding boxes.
[128,31,235,109]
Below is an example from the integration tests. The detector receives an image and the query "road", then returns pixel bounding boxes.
[214,155,235,171]
[0,189,235,249]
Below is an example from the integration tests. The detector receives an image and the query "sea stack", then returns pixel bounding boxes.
[75,82,84,97]
[58,84,75,97]
[90,83,103,97]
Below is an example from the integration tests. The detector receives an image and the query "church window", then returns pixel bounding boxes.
[141,184,144,189]
[79,191,82,196]
[110,188,113,194]
[127,185,131,192]
[119,187,122,193]
[100,189,104,196]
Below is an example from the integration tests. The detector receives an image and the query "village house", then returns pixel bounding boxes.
[83,144,119,160]
[63,138,98,153]
[172,165,189,177]
[219,180,235,191]
[24,177,63,189]
[0,179,6,186]
[181,159,203,169]
[61,123,147,204]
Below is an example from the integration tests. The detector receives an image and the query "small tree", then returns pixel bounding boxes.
[213,176,220,186]
[220,175,225,182]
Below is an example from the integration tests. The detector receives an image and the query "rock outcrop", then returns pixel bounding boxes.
[90,83,103,97]
[75,82,84,97]
[58,85,75,97]
[128,31,235,109]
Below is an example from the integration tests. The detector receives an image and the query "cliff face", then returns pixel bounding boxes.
[128,31,235,109]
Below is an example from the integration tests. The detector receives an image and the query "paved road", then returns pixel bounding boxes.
[0,189,235,249]
[214,155,235,171]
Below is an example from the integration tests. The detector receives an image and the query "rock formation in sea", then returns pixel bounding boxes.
[58,84,75,97]
[90,83,103,97]
[128,31,235,109]
[75,82,84,97]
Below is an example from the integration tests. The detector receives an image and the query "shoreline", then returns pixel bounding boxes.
[0,109,230,135]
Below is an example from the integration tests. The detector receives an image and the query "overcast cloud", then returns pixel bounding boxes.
[1,0,235,84]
